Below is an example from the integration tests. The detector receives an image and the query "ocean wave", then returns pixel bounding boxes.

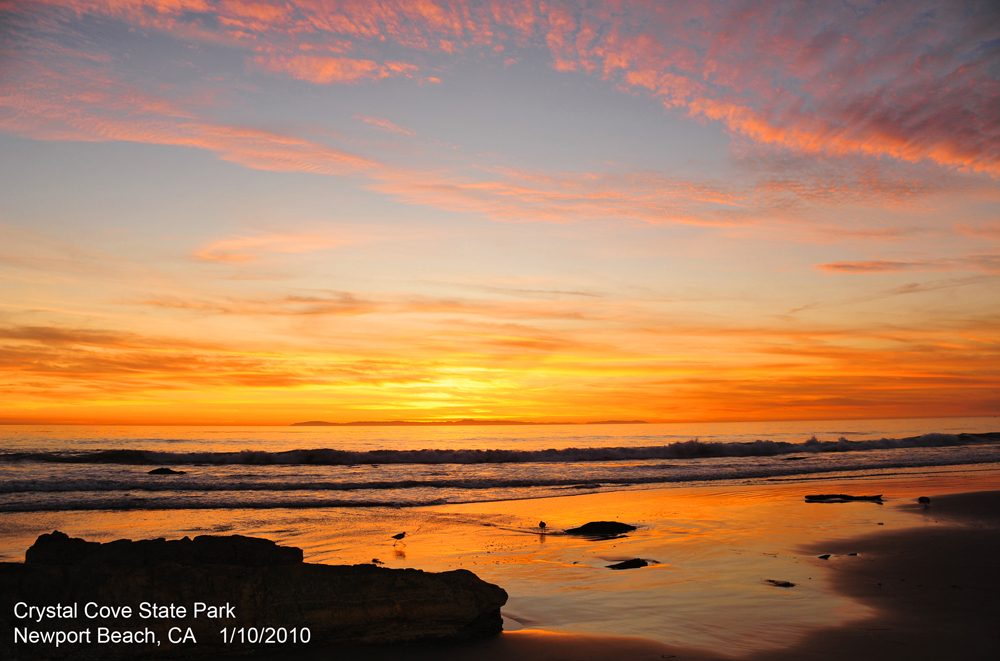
[1,433,997,466]
[0,496,445,512]
[2,454,998,498]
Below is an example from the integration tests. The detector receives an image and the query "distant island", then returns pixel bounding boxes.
[291,419,648,426]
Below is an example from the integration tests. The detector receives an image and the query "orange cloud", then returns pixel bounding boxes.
[817,255,1000,274]
[194,233,350,262]
[3,306,998,424]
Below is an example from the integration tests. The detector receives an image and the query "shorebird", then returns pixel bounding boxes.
[391,532,406,545]
[538,521,546,530]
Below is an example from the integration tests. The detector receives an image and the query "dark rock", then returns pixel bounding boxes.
[148,467,186,474]
[25,530,303,566]
[564,521,637,538]
[606,558,648,570]
[4,533,507,660]
[804,494,882,503]
[765,579,796,588]
[818,554,831,560]
[918,496,931,505]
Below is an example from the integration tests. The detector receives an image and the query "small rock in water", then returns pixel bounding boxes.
[805,494,882,503]
[817,554,831,560]
[918,496,931,505]
[606,558,647,570]
[765,579,796,588]
[565,521,637,538]
[147,467,185,475]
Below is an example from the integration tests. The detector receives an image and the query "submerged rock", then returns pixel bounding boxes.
[606,558,648,570]
[148,467,186,474]
[804,494,883,503]
[3,532,507,660]
[764,579,796,588]
[564,521,637,538]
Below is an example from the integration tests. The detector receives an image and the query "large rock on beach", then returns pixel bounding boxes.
[2,532,507,660]
[25,531,303,567]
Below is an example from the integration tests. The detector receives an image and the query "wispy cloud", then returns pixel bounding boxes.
[353,115,415,135]
[3,1,995,234]
[817,255,1000,274]
[194,233,350,262]
[10,1,999,175]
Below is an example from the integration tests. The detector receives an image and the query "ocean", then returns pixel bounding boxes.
[3,417,999,513]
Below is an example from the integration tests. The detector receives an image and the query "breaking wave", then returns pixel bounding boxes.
[2,432,997,466]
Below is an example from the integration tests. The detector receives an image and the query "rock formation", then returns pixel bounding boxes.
[2,531,507,660]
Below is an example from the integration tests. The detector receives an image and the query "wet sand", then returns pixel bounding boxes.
[747,491,1000,661]
[276,489,1000,661]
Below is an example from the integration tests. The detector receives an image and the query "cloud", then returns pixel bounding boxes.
[353,115,415,135]
[135,290,604,321]
[817,255,1000,274]
[0,57,375,175]
[4,1,996,236]
[956,223,1000,240]
[253,53,419,85]
[142,292,378,316]
[13,1,999,174]
[817,259,948,274]
[194,233,349,262]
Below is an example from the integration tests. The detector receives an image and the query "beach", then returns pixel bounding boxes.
[4,449,999,660]
[264,483,1000,661]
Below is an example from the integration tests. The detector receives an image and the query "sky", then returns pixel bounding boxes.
[0,0,998,425]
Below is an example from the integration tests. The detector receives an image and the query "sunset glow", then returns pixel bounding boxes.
[1,0,998,424]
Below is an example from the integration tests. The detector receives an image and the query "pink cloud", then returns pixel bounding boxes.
[4,0,996,235]
[253,53,418,85]
[353,115,416,135]
[13,2,997,174]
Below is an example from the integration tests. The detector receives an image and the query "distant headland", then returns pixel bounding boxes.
[291,419,648,427]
